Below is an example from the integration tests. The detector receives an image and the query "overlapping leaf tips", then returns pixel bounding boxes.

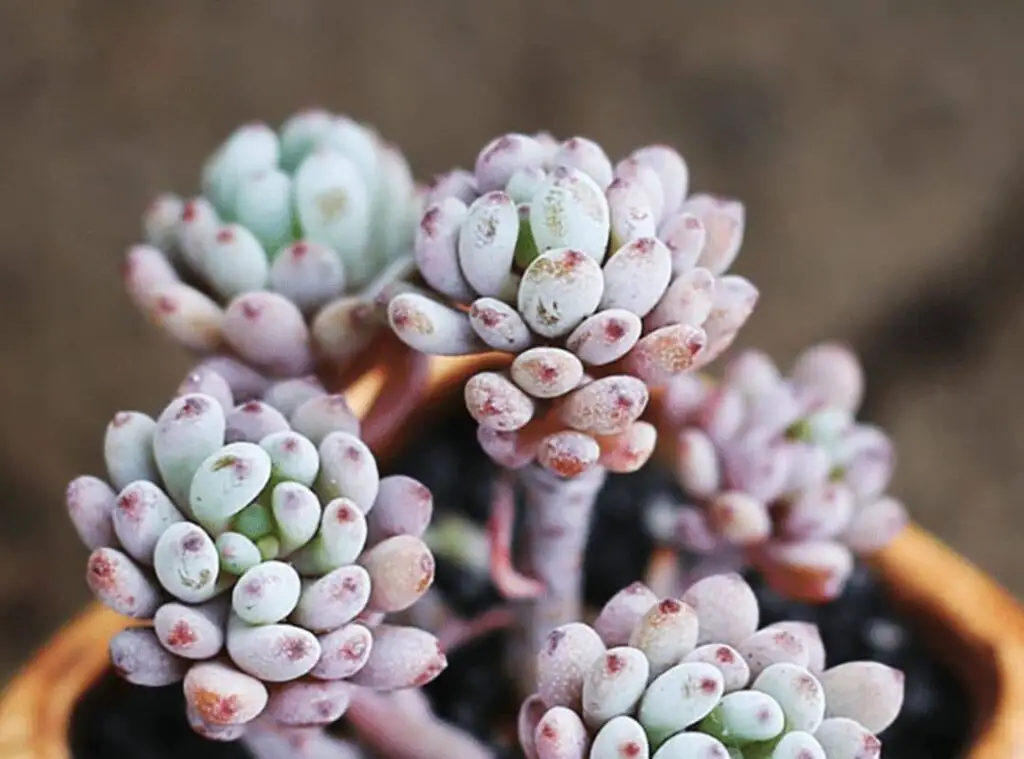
[520,574,903,759]
[655,344,909,601]
[67,372,445,741]
[126,112,424,379]
[391,132,756,479]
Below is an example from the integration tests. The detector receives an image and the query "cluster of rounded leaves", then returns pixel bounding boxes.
[388,132,756,479]
[650,344,909,600]
[519,574,903,759]
[124,110,423,379]
[65,367,444,740]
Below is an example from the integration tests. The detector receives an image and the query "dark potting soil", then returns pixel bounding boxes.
[69,405,972,759]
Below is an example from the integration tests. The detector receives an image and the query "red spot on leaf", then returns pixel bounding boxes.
[544,629,566,655]
[241,401,264,414]
[182,534,204,553]
[715,646,735,664]
[216,228,234,244]
[167,620,198,648]
[281,635,312,662]
[241,300,263,320]
[685,216,701,230]
[117,489,141,519]
[336,505,357,523]
[657,598,682,615]
[291,242,309,258]
[87,553,116,590]
[699,677,719,694]
[111,412,134,428]
[181,202,197,223]
[156,295,179,315]
[605,653,625,675]
[621,742,642,758]
[604,319,627,341]
[175,396,209,420]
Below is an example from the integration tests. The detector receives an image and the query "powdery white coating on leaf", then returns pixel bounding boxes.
[194,355,271,402]
[349,624,447,689]
[202,123,279,216]
[737,628,810,680]
[103,412,159,491]
[144,282,225,352]
[534,706,589,759]
[311,622,374,680]
[682,644,751,693]
[153,522,220,604]
[756,540,855,602]
[821,661,905,734]
[696,275,759,368]
[835,425,895,502]
[630,146,689,218]
[529,167,611,263]
[537,430,602,479]
[682,573,759,647]
[112,480,185,564]
[719,430,793,505]
[216,532,262,575]
[309,295,377,363]
[697,387,746,446]
[189,442,273,530]
[367,475,433,543]
[289,394,361,446]
[184,660,269,726]
[512,347,585,399]
[661,373,711,428]
[723,349,782,397]
[599,421,657,474]
[777,483,855,541]
[268,240,347,313]
[465,371,536,431]
[682,195,745,276]
[222,291,314,378]
[360,534,435,613]
[606,178,657,250]
[637,662,724,747]
[143,194,185,251]
[566,309,642,367]
[553,137,614,190]
[614,159,665,225]
[197,223,270,301]
[764,622,826,675]
[388,292,481,355]
[519,694,548,759]
[154,600,227,660]
[600,238,673,318]
[176,197,221,272]
[708,491,771,545]
[66,476,117,551]
[261,376,326,419]
[588,716,649,759]
[231,560,301,625]
[702,690,785,744]
[224,401,289,445]
[260,431,320,488]
[415,196,474,302]
[110,627,187,687]
[752,732,826,759]
[790,342,864,415]
[812,718,881,759]
[519,247,605,338]
[561,375,649,436]
[316,431,379,512]
[580,646,650,729]
[649,732,727,759]
[628,598,700,677]
[536,622,607,711]
[624,323,707,385]
[426,168,479,206]
[841,496,908,554]
[292,564,371,633]
[458,191,520,297]
[87,547,161,618]
[647,267,716,331]
[469,297,533,352]
[477,425,539,469]
[658,213,707,276]
[291,498,368,576]
[264,679,354,726]
[674,428,721,499]
[269,481,321,555]
[226,616,321,682]
[476,133,548,194]
[234,169,294,256]
[593,582,658,647]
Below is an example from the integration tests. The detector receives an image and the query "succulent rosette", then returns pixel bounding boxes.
[519,574,904,759]
[65,375,445,745]
[649,344,909,601]
[124,110,424,383]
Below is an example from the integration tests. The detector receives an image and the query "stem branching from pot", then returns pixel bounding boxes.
[387,133,757,697]
[519,574,904,759]
[646,344,909,602]
[66,372,492,759]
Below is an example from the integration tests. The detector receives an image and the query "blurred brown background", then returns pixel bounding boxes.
[1,1,1022,682]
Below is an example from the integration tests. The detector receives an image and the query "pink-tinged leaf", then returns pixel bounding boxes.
[589,716,649,759]
[112,480,185,565]
[561,375,649,436]
[536,623,606,710]
[566,309,642,367]
[682,644,751,693]
[154,599,227,660]
[737,628,811,680]
[600,238,673,318]
[554,137,614,189]
[681,195,745,275]
[87,547,161,618]
[425,168,478,206]
[697,386,746,445]
[507,166,549,204]
[316,431,379,511]
[660,374,710,428]
[144,282,224,352]
[152,392,226,510]
[458,191,519,297]
[777,483,856,541]
[226,615,321,682]
[629,598,700,676]
[518,247,605,337]
[755,540,856,603]
[624,323,706,385]
[512,347,585,399]
[835,425,895,502]
[488,476,545,599]
[265,679,354,726]
[311,622,374,680]
[606,177,657,250]
[477,425,539,469]
[682,573,759,647]
[290,394,361,445]
[261,376,326,419]
[695,275,758,369]
[360,534,435,613]
[659,213,707,275]
[367,475,433,543]
[518,694,548,759]
[720,432,792,504]
[822,661,905,734]
[722,349,782,397]
[291,497,368,576]
[791,342,864,415]
[310,295,377,363]
[534,706,589,759]
[224,400,290,445]
[599,421,657,474]
[184,661,269,726]
[593,582,657,647]
[465,371,536,431]
[469,296,533,352]
[110,627,186,687]
[813,718,882,759]
[193,355,271,402]
[268,240,346,314]
[143,193,185,251]
[176,197,221,273]
[66,475,117,551]
[197,224,270,300]
[647,267,715,331]
[223,291,314,378]
[261,433,319,490]
[123,244,180,311]
[231,560,302,625]
[177,366,235,414]
[630,145,689,217]
[783,441,832,493]
[537,430,602,478]
[388,292,481,355]
[764,622,826,675]
[613,158,665,224]
[415,196,474,302]
[841,496,908,554]
[349,624,447,689]
[529,167,611,263]
[674,428,721,499]
[476,133,547,194]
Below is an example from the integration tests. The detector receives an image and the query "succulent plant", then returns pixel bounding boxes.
[387,132,756,692]
[66,373,453,755]
[519,574,904,759]
[124,110,424,385]
[647,344,909,601]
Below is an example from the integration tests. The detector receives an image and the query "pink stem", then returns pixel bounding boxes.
[360,347,431,450]
[488,475,546,599]
[242,720,364,759]
[439,605,518,652]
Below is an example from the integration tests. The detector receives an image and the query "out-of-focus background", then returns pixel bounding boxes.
[1,1,1022,682]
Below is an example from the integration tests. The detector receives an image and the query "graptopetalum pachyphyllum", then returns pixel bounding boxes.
[123,111,431,443]
[386,133,756,691]
[66,377,491,759]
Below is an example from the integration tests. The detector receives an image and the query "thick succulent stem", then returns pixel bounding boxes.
[512,462,607,697]
[359,348,431,451]
[242,721,363,759]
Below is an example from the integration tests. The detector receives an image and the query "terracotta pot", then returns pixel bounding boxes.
[2,355,1022,759]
